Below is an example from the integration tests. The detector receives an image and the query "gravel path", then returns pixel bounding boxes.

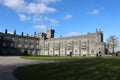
[0,56,57,80]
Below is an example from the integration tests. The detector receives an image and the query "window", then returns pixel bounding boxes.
[36,40,39,43]
[31,45,34,48]
[82,41,86,47]
[91,50,94,54]
[1,36,4,40]
[11,43,14,47]
[75,50,77,52]
[3,43,6,47]
[18,44,21,48]
[36,46,39,48]
[25,45,28,48]
[25,39,27,42]
[12,38,14,41]
[1,36,5,40]
[19,38,20,41]
[31,40,33,42]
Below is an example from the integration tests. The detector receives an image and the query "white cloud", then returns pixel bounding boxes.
[0,0,60,30]
[50,18,58,26]
[26,3,56,14]
[32,16,58,26]
[33,16,43,23]
[40,0,61,4]
[90,9,100,15]
[19,14,30,21]
[0,0,25,12]
[66,32,80,36]
[64,14,72,20]
[32,16,58,27]
[0,0,57,14]
[33,24,49,31]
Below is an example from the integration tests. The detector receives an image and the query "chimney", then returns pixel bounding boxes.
[21,32,24,36]
[34,32,36,35]
[5,29,7,34]
[34,32,36,37]
[14,29,16,35]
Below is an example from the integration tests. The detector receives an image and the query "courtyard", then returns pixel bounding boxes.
[13,56,120,80]
[1,56,120,80]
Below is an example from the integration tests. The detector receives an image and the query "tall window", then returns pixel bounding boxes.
[25,44,28,48]
[3,43,6,47]
[91,50,94,54]
[18,44,21,48]
[11,43,14,47]
[12,38,14,41]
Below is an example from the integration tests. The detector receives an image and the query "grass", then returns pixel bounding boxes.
[14,56,120,80]
[21,56,94,60]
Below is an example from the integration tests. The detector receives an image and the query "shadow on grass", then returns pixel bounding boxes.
[13,58,120,80]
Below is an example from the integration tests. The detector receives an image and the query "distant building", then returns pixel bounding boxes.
[0,29,107,56]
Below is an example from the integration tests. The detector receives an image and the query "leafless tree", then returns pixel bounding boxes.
[106,35,119,54]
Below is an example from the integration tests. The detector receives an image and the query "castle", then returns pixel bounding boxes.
[0,29,106,56]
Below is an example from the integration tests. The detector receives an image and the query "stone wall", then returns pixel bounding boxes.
[38,29,105,56]
[0,29,106,56]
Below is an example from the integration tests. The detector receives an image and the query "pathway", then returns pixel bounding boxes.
[0,56,57,80]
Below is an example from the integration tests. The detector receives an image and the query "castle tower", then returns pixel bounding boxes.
[5,29,7,34]
[96,29,103,42]
[34,32,36,37]
[21,32,24,36]
[46,29,55,38]
[14,30,16,35]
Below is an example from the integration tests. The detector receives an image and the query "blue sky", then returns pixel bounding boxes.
[0,0,120,41]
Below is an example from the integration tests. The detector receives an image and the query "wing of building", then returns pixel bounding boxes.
[0,29,107,56]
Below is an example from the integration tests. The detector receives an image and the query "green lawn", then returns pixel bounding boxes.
[21,56,94,60]
[14,57,120,80]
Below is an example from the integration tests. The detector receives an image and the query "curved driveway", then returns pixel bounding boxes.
[0,56,57,80]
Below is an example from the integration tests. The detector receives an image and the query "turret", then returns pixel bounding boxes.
[96,29,103,42]
[14,30,16,35]
[46,29,55,38]
[21,32,24,36]
[5,29,7,34]
[34,32,36,37]
[0,33,1,39]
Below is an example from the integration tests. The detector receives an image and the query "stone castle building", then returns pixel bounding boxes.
[0,29,106,56]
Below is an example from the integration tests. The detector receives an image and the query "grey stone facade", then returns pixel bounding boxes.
[0,29,106,56]
[0,29,40,55]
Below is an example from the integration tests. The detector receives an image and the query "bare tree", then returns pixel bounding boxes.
[106,35,119,54]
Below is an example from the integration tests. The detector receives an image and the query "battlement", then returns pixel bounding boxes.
[0,29,36,38]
